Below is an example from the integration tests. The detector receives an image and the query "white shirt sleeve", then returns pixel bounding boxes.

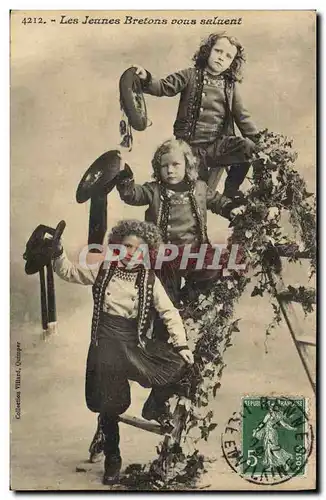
[53,250,98,285]
[152,276,188,348]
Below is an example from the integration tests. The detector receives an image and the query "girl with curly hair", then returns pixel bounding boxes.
[132,32,260,197]
[53,219,193,485]
[117,138,239,303]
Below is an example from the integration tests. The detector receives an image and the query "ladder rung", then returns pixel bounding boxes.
[277,288,316,304]
[275,244,312,259]
[119,413,166,435]
[296,336,316,346]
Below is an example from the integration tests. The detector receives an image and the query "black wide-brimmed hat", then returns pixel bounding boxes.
[76,150,121,204]
[23,220,66,275]
[119,67,148,132]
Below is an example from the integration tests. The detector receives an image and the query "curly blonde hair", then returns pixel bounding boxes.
[193,32,246,83]
[151,138,198,183]
[108,219,162,250]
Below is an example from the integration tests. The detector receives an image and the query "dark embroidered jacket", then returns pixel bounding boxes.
[116,179,230,245]
[142,67,258,143]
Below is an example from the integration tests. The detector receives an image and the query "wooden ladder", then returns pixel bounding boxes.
[267,245,316,393]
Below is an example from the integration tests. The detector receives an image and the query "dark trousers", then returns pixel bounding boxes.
[157,269,217,307]
[155,247,221,307]
[191,136,255,194]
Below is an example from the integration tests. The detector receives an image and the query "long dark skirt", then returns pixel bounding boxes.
[85,312,186,415]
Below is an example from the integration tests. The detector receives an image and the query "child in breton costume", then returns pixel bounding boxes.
[117,138,242,304]
[53,219,193,485]
[133,32,260,197]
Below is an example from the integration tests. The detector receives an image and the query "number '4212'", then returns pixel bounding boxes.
[22,17,46,25]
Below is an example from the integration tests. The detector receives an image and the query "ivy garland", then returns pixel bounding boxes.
[117,129,316,491]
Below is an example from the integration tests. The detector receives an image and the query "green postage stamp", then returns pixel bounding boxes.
[221,396,313,486]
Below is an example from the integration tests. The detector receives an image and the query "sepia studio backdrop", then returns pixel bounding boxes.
[10,10,316,490]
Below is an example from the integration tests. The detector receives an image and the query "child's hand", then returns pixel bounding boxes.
[178,349,194,365]
[118,164,134,182]
[230,205,246,219]
[133,65,147,80]
[52,239,63,259]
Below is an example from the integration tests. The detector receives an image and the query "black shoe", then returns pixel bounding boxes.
[103,455,122,485]
[142,393,172,428]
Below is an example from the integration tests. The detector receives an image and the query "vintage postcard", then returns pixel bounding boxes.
[10,10,317,491]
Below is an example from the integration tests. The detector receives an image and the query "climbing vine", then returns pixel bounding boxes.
[118,129,316,491]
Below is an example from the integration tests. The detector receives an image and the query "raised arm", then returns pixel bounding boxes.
[136,66,192,97]
[116,178,155,207]
[53,249,98,285]
[115,163,155,206]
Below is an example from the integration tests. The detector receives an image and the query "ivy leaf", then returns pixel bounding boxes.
[206,410,214,420]
[208,423,218,432]
[264,235,276,245]
[251,286,263,297]
[257,152,270,163]
[271,170,279,186]
[231,320,240,332]
[201,299,212,308]
[213,382,221,397]
[267,206,279,220]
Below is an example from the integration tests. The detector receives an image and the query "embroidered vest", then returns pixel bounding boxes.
[155,182,209,245]
[90,262,156,347]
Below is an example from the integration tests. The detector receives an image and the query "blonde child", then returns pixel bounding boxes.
[117,138,241,304]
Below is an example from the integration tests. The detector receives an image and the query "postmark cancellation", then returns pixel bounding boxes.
[221,396,313,486]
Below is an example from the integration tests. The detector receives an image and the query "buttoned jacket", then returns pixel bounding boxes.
[142,67,258,143]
